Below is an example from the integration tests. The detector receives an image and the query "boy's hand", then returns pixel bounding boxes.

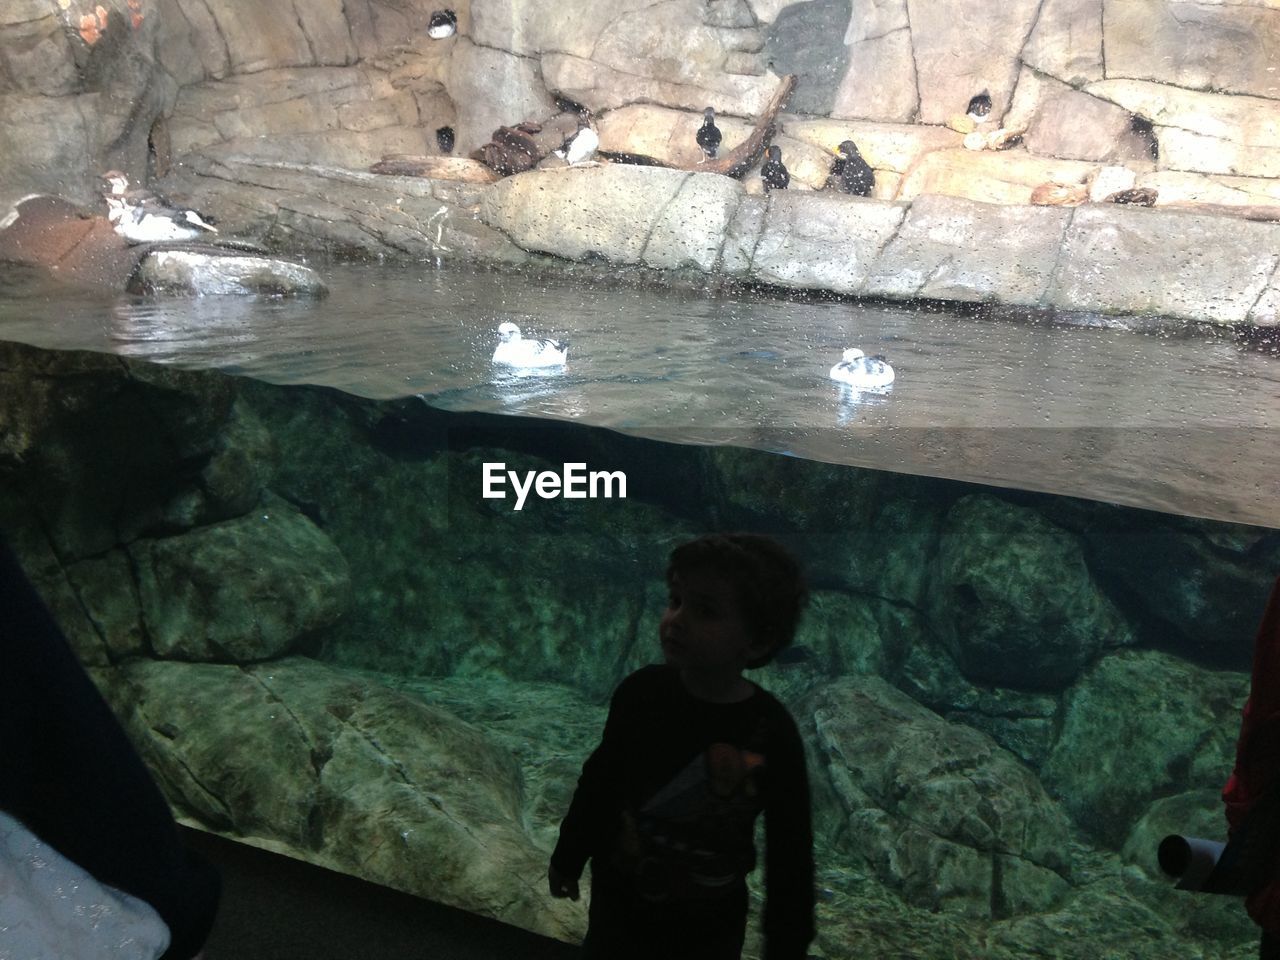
[547,864,580,901]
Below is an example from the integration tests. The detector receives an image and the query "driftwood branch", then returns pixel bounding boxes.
[373,76,797,182]
[704,74,797,179]
[598,74,797,178]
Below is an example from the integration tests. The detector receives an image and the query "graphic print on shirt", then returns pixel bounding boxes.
[613,741,767,902]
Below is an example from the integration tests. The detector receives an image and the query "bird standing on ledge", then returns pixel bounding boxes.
[100,170,218,244]
[829,141,874,197]
[696,107,722,162]
[760,145,789,192]
[427,9,456,38]
[966,90,992,124]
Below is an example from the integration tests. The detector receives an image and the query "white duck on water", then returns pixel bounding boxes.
[492,321,568,368]
[829,348,894,389]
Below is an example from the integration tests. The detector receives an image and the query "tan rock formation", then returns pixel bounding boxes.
[1103,0,1280,101]
[1021,0,1104,86]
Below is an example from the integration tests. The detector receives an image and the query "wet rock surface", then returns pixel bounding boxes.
[129,249,330,298]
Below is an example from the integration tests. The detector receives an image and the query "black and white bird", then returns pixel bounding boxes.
[427,9,457,39]
[760,144,789,192]
[436,126,455,154]
[696,107,722,162]
[100,170,218,244]
[830,141,874,197]
[966,90,992,124]
[562,126,599,165]
[492,321,567,368]
[829,348,894,389]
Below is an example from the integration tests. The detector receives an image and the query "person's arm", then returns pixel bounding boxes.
[762,709,815,960]
[549,671,638,893]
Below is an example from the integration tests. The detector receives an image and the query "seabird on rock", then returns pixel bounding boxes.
[436,126,455,154]
[492,321,567,368]
[829,348,894,390]
[100,170,217,244]
[427,9,457,39]
[966,90,993,124]
[696,107,722,162]
[830,141,874,197]
[563,126,599,165]
[760,144,790,192]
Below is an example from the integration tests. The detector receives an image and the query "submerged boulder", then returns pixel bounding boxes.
[1041,650,1247,847]
[806,675,1072,917]
[127,499,350,662]
[114,656,584,942]
[928,494,1133,690]
[129,249,329,297]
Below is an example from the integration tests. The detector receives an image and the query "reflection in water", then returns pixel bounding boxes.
[0,261,1276,527]
[833,382,894,427]
[108,297,273,368]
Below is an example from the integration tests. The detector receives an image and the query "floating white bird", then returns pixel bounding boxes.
[829,348,894,389]
[492,321,567,368]
[564,127,599,165]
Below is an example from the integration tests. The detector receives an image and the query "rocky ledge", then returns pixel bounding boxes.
[164,155,1280,327]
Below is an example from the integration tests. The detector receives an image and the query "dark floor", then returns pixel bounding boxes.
[182,828,579,960]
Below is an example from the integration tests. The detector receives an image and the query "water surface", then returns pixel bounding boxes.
[1,261,1276,527]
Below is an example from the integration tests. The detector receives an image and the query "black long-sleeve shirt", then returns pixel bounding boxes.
[552,664,815,959]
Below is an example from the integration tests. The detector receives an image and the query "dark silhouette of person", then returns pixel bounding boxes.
[0,537,220,959]
[1224,575,1280,959]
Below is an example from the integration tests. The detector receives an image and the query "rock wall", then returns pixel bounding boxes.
[2,0,1278,213]
[1,338,1276,956]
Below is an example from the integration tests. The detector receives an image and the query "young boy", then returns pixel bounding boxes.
[548,533,815,960]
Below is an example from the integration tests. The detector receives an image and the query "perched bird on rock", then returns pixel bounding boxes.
[492,321,567,368]
[100,170,217,244]
[427,9,456,38]
[563,126,599,165]
[436,126,455,154]
[696,107,722,162]
[829,348,894,390]
[829,140,874,197]
[1105,187,1158,206]
[966,90,992,124]
[760,144,790,192]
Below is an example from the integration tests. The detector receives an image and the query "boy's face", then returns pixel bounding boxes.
[660,566,768,675]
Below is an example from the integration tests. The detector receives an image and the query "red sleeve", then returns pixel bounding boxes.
[1225,577,1280,831]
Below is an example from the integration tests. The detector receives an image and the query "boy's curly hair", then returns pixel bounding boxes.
[667,532,809,668]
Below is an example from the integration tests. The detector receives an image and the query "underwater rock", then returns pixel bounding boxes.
[128,499,350,662]
[0,341,240,557]
[929,494,1133,691]
[896,640,1059,769]
[1041,649,1248,848]
[806,675,1072,917]
[113,656,583,942]
[65,549,149,662]
[1083,519,1280,671]
[129,249,329,298]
